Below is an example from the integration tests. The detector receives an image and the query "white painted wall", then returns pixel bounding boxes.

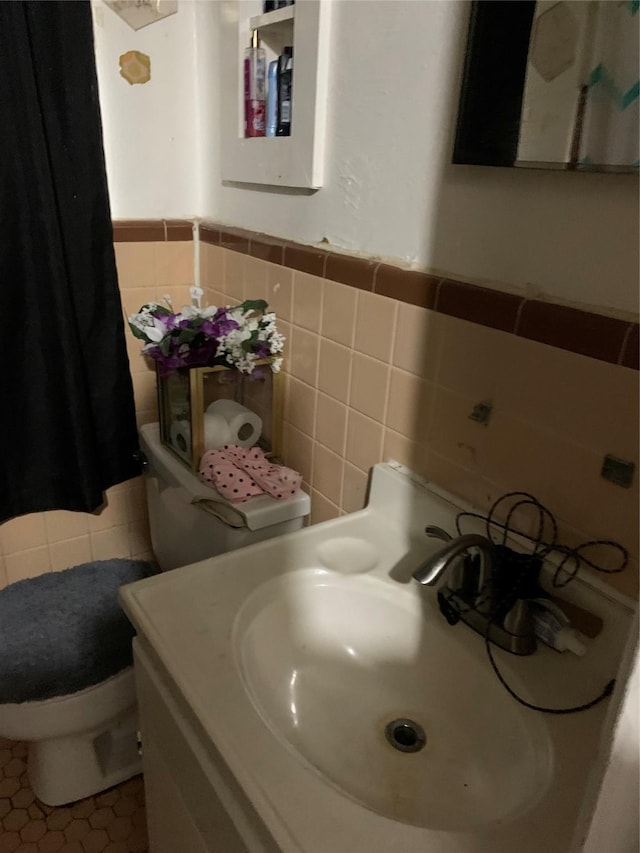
[92,0,199,218]
[203,0,465,270]
[94,0,639,315]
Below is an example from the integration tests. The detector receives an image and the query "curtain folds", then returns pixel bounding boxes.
[578,0,640,168]
[0,1,140,522]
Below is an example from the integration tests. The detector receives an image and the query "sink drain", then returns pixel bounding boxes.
[384,718,426,753]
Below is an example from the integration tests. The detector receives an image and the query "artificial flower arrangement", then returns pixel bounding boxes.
[128,289,285,377]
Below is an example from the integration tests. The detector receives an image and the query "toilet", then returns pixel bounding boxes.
[0,422,309,805]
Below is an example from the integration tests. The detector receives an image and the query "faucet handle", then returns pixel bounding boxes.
[414,533,493,586]
[503,599,535,640]
[424,525,452,542]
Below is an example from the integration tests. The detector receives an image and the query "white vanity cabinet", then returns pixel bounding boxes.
[133,639,278,853]
[220,0,332,188]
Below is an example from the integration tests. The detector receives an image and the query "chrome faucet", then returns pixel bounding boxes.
[413,533,536,655]
[412,533,493,588]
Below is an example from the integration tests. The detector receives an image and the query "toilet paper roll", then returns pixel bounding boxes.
[169,420,192,462]
[203,412,232,450]
[206,399,263,449]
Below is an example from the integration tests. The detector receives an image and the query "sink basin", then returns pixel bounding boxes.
[234,565,553,830]
[121,462,633,853]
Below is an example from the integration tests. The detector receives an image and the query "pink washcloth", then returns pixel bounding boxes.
[222,446,302,499]
[199,449,263,501]
[199,445,302,502]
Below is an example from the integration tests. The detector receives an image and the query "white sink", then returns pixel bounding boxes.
[121,462,634,853]
[235,566,552,830]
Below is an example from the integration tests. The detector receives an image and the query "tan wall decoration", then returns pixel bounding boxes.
[119,50,151,85]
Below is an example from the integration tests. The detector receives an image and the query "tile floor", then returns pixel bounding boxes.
[0,739,148,853]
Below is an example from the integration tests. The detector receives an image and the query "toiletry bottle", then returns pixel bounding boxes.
[276,46,293,136]
[266,60,278,137]
[530,598,587,655]
[244,30,266,138]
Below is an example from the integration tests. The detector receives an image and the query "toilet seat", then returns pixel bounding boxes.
[0,559,154,805]
[0,559,156,705]
[0,666,135,741]
[0,666,140,806]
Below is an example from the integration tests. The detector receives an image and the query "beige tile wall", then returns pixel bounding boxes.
[202,241,639,599]
[1,238,637,603]
[0,241,194,591]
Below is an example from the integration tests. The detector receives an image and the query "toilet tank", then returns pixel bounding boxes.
[139,423,310,571]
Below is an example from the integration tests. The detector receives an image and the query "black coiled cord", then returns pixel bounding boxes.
[455,491,628,715]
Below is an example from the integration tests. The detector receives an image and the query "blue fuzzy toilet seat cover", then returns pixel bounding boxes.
[0,559,157,704]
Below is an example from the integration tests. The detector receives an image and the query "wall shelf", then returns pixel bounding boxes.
[249,5,294,33]
[221,0,331,189]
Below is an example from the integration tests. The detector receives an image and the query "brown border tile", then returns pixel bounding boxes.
[324,253,377,292]
[219,227,251,254]
[283,243,328,277]
[250,234,285,265]
[165,220,193,241]
[620,323,639,370]
[112,220,165,242]
[517,300,630,364]
[437,278,523,333]
[200,225,221,246]
[113,218,639,371]
[374,264,439,309]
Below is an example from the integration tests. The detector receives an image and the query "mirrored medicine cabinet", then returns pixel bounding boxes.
[453,0,639,173]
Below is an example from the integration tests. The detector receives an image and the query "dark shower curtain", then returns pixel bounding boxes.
[0,1,141,522]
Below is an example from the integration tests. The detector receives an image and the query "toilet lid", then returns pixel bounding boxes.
[0,558,157,704]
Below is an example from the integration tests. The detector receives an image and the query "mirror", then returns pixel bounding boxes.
[453,1,639,172]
